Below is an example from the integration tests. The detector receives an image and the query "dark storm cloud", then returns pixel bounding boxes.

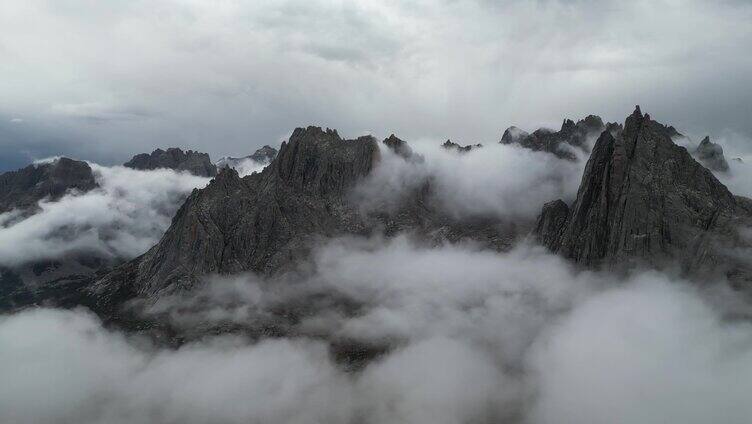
[1,0,751,168]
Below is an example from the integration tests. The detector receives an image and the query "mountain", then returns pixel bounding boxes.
[694,136,730,173]
[249,145,278,163]
[535,106,752,285]
[91,127,379,303]
[441,140,482,152]
[90,129,521,309]
[382,134,416,159]
[216,145,279,170]
[4,108,752,335]
[500,115,615,160]
[0,157,103,310]
[124,148,217,177]
[0,157,97,215]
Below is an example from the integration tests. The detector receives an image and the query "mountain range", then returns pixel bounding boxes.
[1,107,748,351]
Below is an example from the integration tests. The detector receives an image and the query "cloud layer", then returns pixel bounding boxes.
[3,236,752,424]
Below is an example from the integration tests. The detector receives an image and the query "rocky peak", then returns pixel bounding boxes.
[124,148,217,177]
[0,157,98,214]
[249,145,278,163]
[578,115,605,131]
[441,139,482,153]
[216,145,279,171]
[500,115,606,160]
[535,106,750,283]
[382,134,414,159]
[500,126,529,145]
[560,119,576,135]
[694,136,730,173]
[271,126,379,197]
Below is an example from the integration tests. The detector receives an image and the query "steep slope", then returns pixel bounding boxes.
[535,107,752,283]
[124,148,217,177]
[92,127,379,301]
[0,157,97,214]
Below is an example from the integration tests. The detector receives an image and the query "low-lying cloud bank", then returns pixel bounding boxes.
[3,236,752,424]
[0,163,209,267]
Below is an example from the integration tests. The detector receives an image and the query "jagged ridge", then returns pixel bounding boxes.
[124,147,217,177]
[500,115,618,160]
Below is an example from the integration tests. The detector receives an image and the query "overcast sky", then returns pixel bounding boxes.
[1,0,751,171]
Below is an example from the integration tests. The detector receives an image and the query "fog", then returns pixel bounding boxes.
[0,163,208,266]
[4,233,752,424]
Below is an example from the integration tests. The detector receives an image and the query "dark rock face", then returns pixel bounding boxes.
[694,136,730,173]
[383,134,415,159]
[0,157,98,214]
[441,140,482,153]
[535,106,752,283]
[534,199,569,247]
[124,148,217,177]
[92,127,380,301]
[500,115,609,160]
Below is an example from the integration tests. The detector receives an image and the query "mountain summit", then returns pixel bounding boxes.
[124,148,217,177]
[0,157,97,214]
[535,106,752,284]
[500,115,614,160]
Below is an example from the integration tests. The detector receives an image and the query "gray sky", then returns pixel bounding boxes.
[1,0,751,170]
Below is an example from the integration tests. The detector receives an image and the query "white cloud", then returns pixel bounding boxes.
[529,277,752,424]
[4,238,752,423]
[0,308,351,424]
[354,140,585,220]
[0,163,209,266]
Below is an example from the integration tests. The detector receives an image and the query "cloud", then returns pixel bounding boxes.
[354,140,586,220]
[528,277,752,424]
[5,236,752,423]
[222,157,270,177]
[0,308,351,424]
[1,0,751,164]
[51,102,153,123]
[0,163,209,266]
